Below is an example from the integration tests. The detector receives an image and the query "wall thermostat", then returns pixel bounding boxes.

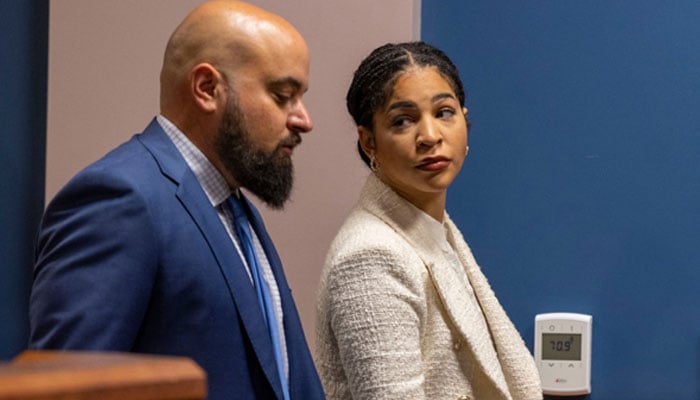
[534,312,592,396]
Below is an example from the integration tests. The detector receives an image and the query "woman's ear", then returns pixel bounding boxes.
[358,126,375,159]
[463,107,471,130]
[190,63,223,114]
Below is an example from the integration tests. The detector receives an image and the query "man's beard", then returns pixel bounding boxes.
[215,94,300,209]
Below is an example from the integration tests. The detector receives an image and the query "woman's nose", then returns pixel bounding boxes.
[416,117,441,147]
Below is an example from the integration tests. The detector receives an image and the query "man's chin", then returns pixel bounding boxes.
[246,180,293,210]
[257,194,290,210]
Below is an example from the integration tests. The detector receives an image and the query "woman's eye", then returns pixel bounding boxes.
[391,116,412,128]
[437,108,455,119]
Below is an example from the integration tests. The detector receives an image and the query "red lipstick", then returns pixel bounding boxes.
[416,156,450,171]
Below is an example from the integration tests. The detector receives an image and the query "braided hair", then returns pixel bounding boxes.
[346,41,467,167]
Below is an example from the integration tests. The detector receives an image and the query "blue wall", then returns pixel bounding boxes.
[0,0,49,360]
[423,1,700,399]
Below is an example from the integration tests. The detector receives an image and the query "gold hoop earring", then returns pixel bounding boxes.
[370,156,380,172]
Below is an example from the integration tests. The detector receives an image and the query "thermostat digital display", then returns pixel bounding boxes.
[534,313,592,396]
[541,333,582,360]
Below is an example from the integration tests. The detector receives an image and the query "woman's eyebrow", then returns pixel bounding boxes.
[387,100,416,111]
[387,93,456,112]
[432,92,456,102]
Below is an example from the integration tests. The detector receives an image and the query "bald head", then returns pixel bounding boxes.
[157,0,313,196]
[159,0,307,116]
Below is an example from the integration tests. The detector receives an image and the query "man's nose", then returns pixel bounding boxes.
[288,101,313,133]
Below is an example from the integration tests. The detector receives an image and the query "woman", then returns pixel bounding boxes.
[315,42,542,400]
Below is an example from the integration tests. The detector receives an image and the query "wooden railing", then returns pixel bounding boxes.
[0,350,207,399]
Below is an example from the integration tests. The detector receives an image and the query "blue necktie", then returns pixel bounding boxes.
[227,195,290,400]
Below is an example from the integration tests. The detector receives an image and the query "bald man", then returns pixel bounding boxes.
[28,2,325,399]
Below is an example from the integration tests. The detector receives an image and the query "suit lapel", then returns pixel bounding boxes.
[240,194,289,294]
[240,194,314,398]
[138,120,284,399]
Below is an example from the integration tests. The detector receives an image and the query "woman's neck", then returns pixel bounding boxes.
[390,184,446,222]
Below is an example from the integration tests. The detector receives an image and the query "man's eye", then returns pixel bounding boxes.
[274,93,292,104]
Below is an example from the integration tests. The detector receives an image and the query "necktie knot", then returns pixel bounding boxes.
[227,195,248,222]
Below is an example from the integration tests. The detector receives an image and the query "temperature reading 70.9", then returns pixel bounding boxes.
[550,337,573,352]
[541,333,582,361]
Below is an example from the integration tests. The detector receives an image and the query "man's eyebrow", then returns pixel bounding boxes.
[269,77,304,91]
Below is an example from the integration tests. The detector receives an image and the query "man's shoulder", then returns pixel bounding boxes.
[46,127,179,213]
[67,120,176,186]
[68,135,157,189]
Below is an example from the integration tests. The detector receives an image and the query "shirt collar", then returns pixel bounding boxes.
[156,115,233,207]
[414,203,452,252]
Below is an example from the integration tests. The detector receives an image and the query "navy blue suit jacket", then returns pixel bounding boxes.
[29,119,325,400]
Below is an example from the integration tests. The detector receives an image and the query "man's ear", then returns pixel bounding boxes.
[358,126,375,159]
[190,63,223,114]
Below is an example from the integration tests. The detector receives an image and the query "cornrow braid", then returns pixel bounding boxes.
[346,41,467,167]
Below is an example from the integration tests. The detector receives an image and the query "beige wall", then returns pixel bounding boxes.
[47,1,418,351]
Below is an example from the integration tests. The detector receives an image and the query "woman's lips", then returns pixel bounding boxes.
[416,157,450,171]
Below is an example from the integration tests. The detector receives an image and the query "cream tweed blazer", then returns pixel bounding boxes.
[315,174,542,400]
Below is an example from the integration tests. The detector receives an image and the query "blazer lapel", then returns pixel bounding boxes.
[359,174,512,399]
[446,221,542,400]
[138,119,284,399]
[425,255,512,399]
